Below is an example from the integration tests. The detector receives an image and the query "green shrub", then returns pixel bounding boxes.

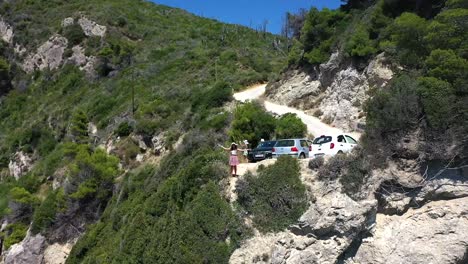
[236,156,307,232]
[275,113,307,139]
[308,156,324,170]
[193,81,232,109]
[31,189,66,234]
[388,12,429,66]
[417,77,455,129]
[63,24,86,46]
[288,39,304,65]
[317,154,348,181]
[365,75,422,134]
[446,0,468,9]
[115,138,140,165]
[425,49,468,83]
[64,144,120,201]
[0,184,11,217]
[229,101,276,147]
[344,24,377,57]
[115,122,133,137]
[10,187,39,206]
[1,223,28,250]
[135,117,159,136]
[70,110,89,144]
[300,8,347,64]
[201,111,230,131]
[339,151,370,198]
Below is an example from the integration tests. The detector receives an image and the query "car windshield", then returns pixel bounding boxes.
[275,140,295,147]
[313,136,332,144]
[257,141,276,148]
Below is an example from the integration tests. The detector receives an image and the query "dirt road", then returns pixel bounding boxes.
[233,84,346,137]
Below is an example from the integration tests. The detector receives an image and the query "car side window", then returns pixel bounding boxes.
[337,135,346,143]
[345,136,358,144]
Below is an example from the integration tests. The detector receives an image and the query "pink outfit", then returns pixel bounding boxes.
[229,155,239,166]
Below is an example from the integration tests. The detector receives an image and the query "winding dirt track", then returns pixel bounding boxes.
[233,84,346,137]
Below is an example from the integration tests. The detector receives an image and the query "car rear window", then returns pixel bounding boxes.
[313,136,332,144]
[258,141,276,148]
[275,140,295,147]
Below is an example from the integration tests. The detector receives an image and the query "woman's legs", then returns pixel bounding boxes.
[233,165,237,176]
[230,166,235,175]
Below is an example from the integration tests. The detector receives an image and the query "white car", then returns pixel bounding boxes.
[310,134,358,157]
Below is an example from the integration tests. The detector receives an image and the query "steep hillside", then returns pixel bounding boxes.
[0,0,467,263]
[0,0,286,263]
[236,0,468,263]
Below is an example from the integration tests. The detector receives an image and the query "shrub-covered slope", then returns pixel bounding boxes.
[0,0,286,262]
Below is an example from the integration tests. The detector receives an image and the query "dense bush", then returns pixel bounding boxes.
[115,121,133,137]
[1,223,28,250]
[69,110,89,144]
[386,12,429,66]
[275,113,307,139]
[417,77,455,129]
[31,189,65,234]
[365,75,422,134]
[425,49,467,83]
[229,101,276,147]
[10,187,39,206]
[344,24,377,57]
[68,147,245,263]
[301,8,347,64]
[62,24,86,46]
[236,156,307,232]
[308,156,324,170]
[317,150,370,198]
[63,144,120,201]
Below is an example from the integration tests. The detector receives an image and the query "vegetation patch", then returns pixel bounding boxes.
[236,156,308,233]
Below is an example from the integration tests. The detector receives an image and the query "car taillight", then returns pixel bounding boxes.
[330,143,335,149]
[309,145,312,151]
[291,146,299,152]
[272,147,275,152]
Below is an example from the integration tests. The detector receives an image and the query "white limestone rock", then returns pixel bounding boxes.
[351,197,468,264]
[8,151,33,180]
[78,17,106,37]
[0,16,14,44]
[22,35,68,73]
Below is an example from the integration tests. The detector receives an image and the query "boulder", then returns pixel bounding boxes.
[4,233,46,264]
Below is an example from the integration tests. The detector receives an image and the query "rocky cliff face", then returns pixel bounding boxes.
[0,14,105,76]
[230,156,468,264]
[266,52,394,132]
[232,52,466,263]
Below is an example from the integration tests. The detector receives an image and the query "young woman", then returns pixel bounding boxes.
[219,143,246,176]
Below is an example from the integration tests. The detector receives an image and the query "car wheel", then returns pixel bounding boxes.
[299,153,306,159]
[337,150,344,155]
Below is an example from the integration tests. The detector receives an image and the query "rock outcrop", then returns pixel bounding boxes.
[351,197,468,264]
[0,16,13,44]
[3,233,45,264]
[230,155,468,264]
[266,52,394,132]
[2,231,74,264]
[230,161,377,264]
[22,35,68,73]
[8,151,33,180]
[77,17,106,37]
